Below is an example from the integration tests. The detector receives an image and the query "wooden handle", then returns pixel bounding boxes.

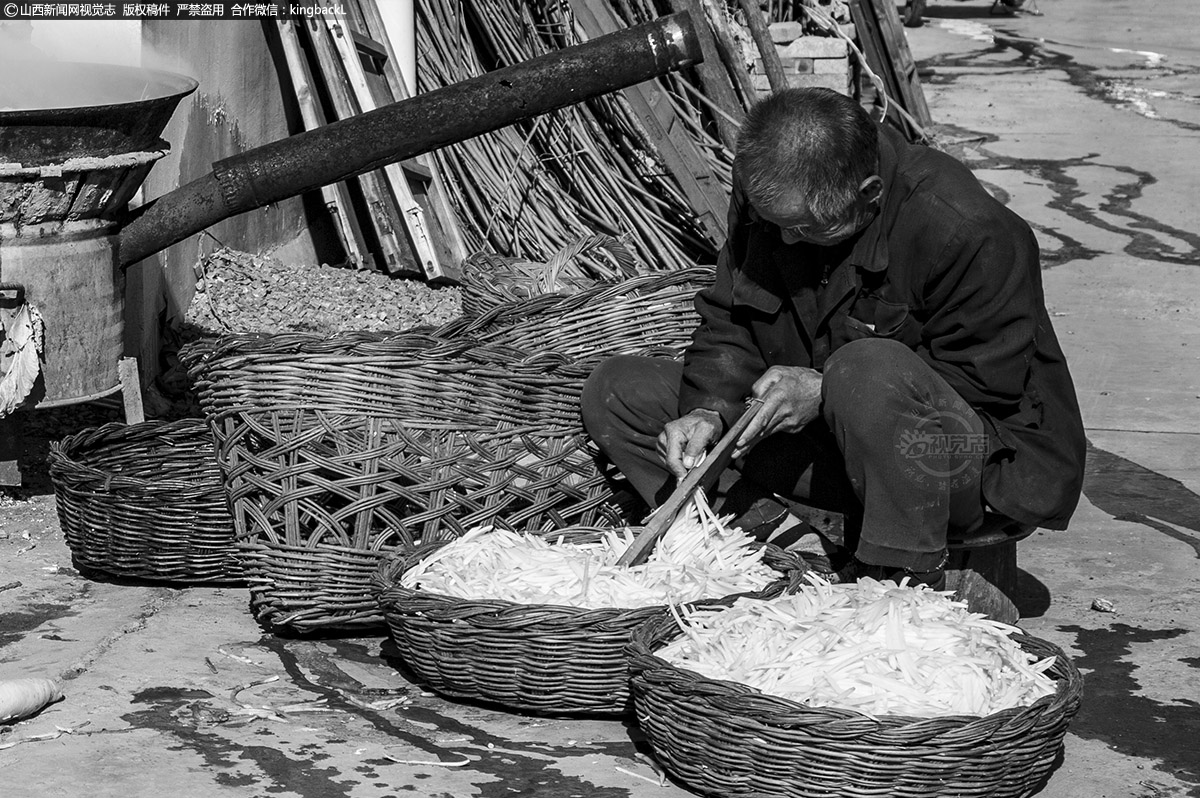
[616,399,763,567]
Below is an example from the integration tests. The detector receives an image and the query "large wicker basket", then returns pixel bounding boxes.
[372,534,806,716]
[188,332,637,633]
[459,233,642,317]
[438,266,715,364]
[48,418,239,583]
[627,601,1084,798]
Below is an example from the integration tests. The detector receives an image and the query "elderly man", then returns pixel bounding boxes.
[581,87,1086,588]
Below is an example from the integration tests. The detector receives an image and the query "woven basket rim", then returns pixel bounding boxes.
[442,265,715,337]
[461,232,643,289]
[184,330,587,375]
[236,538,396,556]
[629,600,1084,728]
[49,417,218,492]
[374,530,804,617]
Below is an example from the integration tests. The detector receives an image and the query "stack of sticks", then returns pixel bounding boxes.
[417,0,748,272]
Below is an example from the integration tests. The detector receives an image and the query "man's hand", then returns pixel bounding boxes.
[733,366,823,459]
[657,408,723,480]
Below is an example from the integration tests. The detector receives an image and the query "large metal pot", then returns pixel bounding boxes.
[1,61,198,407]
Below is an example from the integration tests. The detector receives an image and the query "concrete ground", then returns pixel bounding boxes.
[2,1,1198,796]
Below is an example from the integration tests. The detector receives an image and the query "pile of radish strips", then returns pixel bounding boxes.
[399,493,778,608]
[657,576,1059,717]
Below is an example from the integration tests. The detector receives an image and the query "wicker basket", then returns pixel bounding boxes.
[627,601,1084,798]
[235,539,388,630]
[48,418,239,583]
[372,535,807,716]
[460,233,642,317]
[439,266,715,364]
[188,332,638,632]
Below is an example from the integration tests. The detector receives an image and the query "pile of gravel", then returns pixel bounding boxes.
[156,248,466,416]
[184,248,463,338]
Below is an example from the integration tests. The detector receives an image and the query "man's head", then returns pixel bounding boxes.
[736,88,882,246]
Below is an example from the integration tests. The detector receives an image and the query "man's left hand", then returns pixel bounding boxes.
[733,366,823,459]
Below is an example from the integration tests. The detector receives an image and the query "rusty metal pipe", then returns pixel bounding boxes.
[118,11,703,267]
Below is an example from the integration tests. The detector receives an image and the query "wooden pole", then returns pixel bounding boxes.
[668,0,744,149]
[701,0,759,112]
[737,0,789,93]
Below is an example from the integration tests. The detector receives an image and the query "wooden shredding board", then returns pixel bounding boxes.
[617,400,763,567]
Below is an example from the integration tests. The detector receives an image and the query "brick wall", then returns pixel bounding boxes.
[751,21,858,99]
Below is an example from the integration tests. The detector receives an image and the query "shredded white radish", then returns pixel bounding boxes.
[400,493,778,608]
[657,575,1059,717]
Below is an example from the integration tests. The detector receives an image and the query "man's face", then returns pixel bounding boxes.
[752,177,883,247]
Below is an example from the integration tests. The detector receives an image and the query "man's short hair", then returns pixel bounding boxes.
[735,88,880,226]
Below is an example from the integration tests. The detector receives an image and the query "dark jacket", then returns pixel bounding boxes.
[679,124,1086,529]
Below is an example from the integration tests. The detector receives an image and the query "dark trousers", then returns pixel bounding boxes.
[581,338,989,572]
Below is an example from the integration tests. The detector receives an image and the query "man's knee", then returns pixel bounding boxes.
[581,354,679,436]
[581,355,638,431]
[822,339,916,415]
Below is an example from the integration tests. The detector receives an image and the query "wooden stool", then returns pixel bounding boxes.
[946,513,1036,625]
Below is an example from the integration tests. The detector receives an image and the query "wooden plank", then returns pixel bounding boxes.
[324,15,446,281]
[355,0,469,283]
[849,0,931,140]
[276,18,369,269]
[667,0,743,150]
[118,357,145,425]
[569,0,729,246]
[350,29,388,60]
[849,0,894,105]
[871,0,932,127]
[302,16,413,275]
[701,0,758,113]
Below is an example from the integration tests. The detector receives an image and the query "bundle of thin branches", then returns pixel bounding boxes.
[416,0,733,273]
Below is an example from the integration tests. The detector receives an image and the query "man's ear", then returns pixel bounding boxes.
[859,175,884,204]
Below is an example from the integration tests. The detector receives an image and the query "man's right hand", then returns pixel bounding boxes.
[657,408,723,480]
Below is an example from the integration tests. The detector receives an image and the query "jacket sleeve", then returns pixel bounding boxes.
[678,173,768,430]
[919,210,1040,421]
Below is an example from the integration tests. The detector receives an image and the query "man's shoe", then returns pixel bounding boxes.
[728,497,794,542]
[831,557,947,591]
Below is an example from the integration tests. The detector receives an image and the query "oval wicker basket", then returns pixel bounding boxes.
[48,418,239,583]
[187,332,639,632]
[371,534,807,716]
[459,233,643,317]
[437,266,715,365]
[627,602,1084,798]
[235,539,387,631]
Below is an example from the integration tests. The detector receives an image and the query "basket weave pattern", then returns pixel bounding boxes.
[49,418,239,583]
[372,537,806,716]
[459,233,642,317]
[628,606,1084,798]
[438,267,715,364]
[189,333,634,631]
